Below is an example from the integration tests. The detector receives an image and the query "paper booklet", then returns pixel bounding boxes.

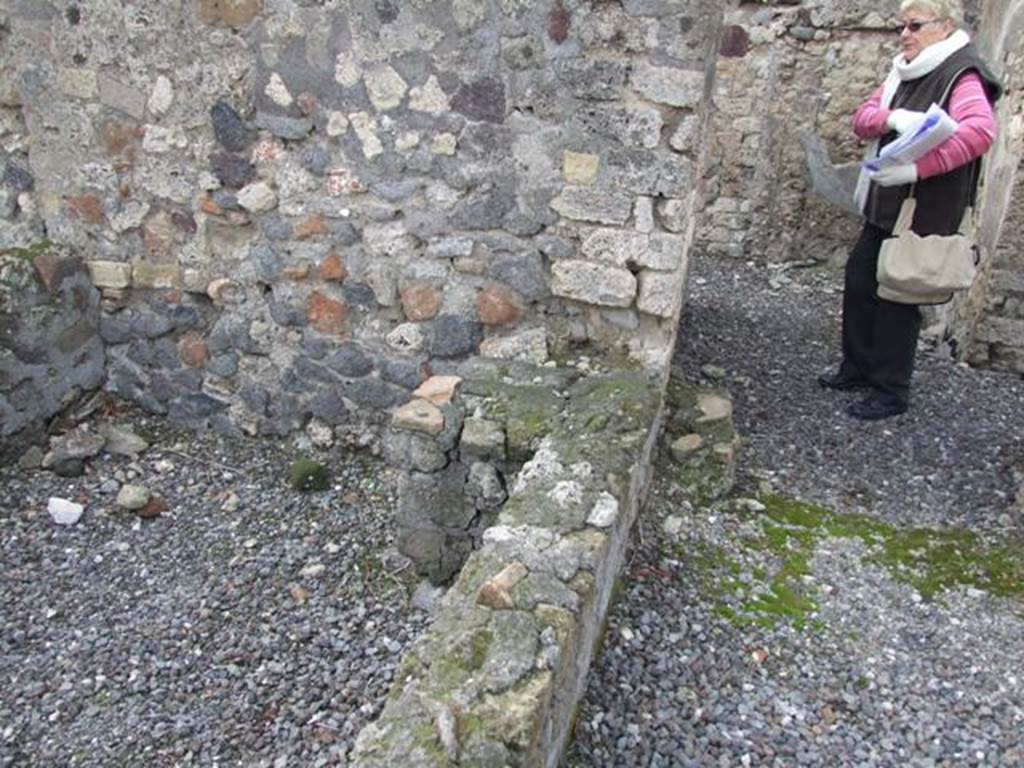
[863,103,959,171]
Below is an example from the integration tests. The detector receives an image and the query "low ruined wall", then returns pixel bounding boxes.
[1,0,717,438]
[0,244,104,457]
[353,368,663,768]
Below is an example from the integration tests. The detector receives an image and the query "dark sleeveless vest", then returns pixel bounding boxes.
[864,44,1003,235]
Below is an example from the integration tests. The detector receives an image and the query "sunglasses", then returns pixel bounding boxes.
[897,19,944,32]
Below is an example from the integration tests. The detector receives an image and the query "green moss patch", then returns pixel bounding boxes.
[1,240,53,262]
[683,493,1024,632]
[289,458,329,492]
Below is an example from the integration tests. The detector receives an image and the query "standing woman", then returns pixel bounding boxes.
[819,0,1002,420]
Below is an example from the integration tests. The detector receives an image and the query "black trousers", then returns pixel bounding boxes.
[839,223,922,405]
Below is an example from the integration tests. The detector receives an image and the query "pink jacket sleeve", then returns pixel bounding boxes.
[915,72,997,180]
[853,84,893,139]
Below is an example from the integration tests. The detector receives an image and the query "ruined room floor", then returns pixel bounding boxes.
[570,254,1024,767]
[0,411,426,767]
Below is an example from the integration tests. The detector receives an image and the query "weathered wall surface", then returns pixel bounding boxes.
[0,243,104,457]
[1,0,717,442]
[956,0,1024,372]
[698,0,901,262]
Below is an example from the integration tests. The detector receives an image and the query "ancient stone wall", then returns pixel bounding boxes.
[699,0,901,262]
[0,243,104,458]
[956,0,1024,372]
[0,0,717,443]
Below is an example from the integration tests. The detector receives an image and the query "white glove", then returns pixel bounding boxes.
[869,164,918,187]
[886,108,926,134]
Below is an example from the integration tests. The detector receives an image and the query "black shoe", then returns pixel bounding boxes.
[817,370,870,391]
[847,395,908,421]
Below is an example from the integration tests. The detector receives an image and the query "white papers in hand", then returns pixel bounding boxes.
[864,103,959,171]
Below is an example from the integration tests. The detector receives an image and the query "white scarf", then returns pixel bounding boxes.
[853,29,971,213]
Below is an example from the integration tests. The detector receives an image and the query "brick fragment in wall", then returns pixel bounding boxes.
[318,253,347,282]
[66,195,107,226]
[477,285,525,326]
[307,291,349,336]
[196,0,264,27]
[401,284,442,322]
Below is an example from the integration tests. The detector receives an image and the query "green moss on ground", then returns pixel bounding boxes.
[289,458,328,492]
[681,493,1024,632]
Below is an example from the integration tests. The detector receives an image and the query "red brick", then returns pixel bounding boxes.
[318,252,347,282]
[477,285,525,326]
[196,0,264,27]
[294,214,327,240]
[307,291,349,335]
[178,331,209,368]
[66,194,106,225]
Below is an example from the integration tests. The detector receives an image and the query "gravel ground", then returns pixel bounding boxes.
[569,254,1024,767]
[0,408,426,767]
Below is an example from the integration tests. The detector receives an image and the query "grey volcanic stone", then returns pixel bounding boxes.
[100,314,133,344]
[310,389,351,425]
[210,153,256,189]
[290,356,340,386]
[324,344,374,377]
[211,190,241,211]
[3,160,33,192]
[380,356,425,390]
[449,186,516,231]
[167,393,229,424]
[208,316,255,354]
[129,309,176,339]
[344,378,403,409]
[210,101,255,152]
[430,315,483,358]
[250,243,283,280]
[301,145,330,176]
[267,299,308,327]
[342,283,377,307]
[488,249,548,301]
[254,113,313,141]
[384,430,448,473]
[260,213,293,241]
[206,353,238,378]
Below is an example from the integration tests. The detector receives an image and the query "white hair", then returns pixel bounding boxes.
[899,0,965,26]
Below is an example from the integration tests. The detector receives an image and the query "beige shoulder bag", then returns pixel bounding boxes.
[875,195,978,305]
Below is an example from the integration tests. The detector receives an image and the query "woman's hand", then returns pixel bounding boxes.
[869,164,918,186]
[886,109,927,134]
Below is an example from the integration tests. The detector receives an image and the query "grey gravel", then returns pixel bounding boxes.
[1,409,426,767]
[568,255,1024,767]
